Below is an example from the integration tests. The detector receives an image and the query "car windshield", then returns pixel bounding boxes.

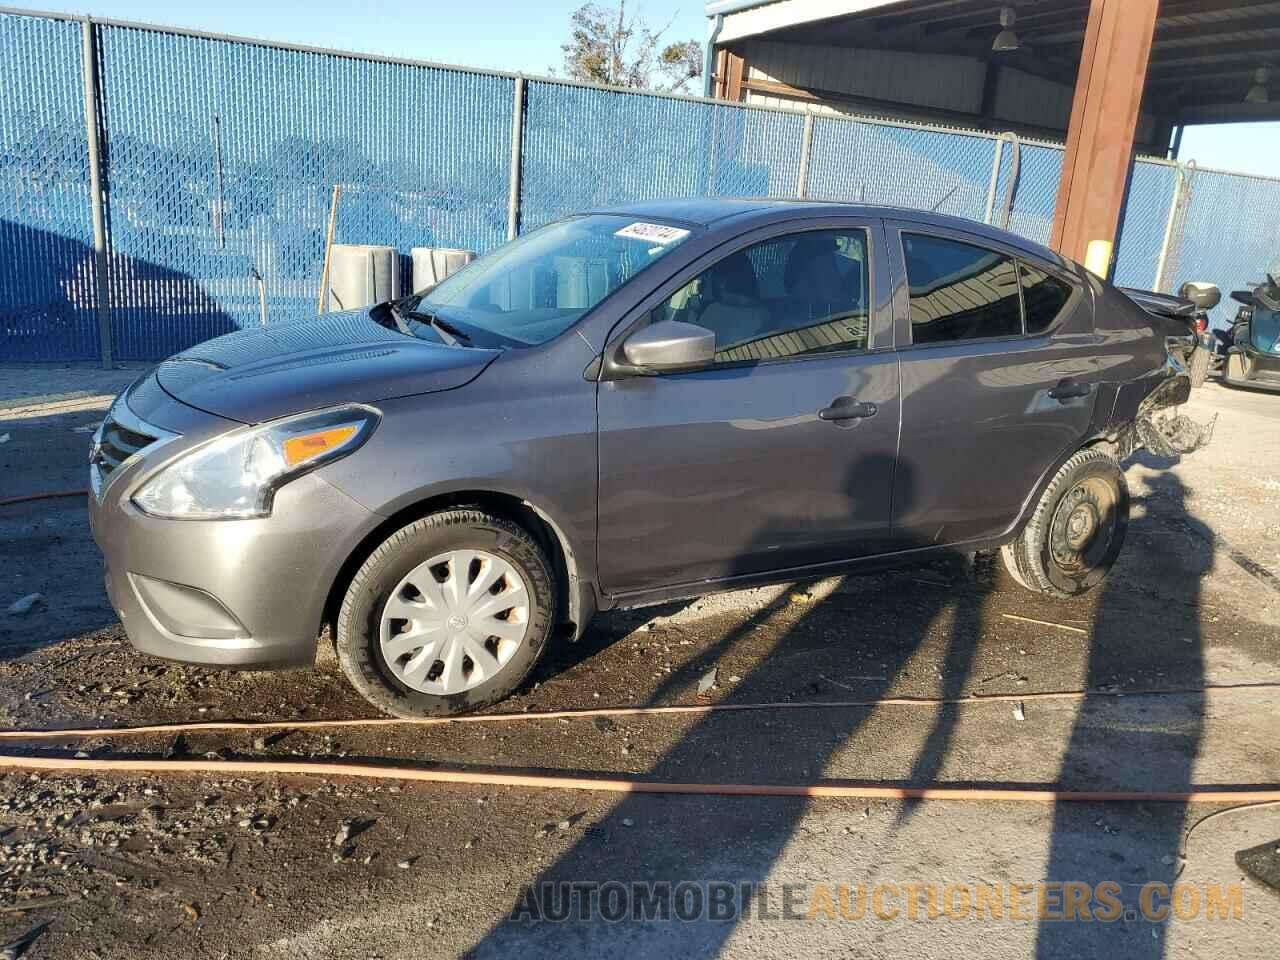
[408,214,695,347]
[1251,307,1280,354]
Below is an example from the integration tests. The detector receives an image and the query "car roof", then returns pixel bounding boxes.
[586,197,1066,267]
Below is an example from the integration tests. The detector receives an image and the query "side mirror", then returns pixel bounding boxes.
[621,319,715,371]
[1178,281,1221,311]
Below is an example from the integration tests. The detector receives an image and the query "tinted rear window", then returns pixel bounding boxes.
[1021,262,1073,334]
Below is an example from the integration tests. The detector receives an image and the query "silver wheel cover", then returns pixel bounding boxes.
[379,549,530,695]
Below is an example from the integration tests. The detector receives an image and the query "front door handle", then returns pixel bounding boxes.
[1049,378,1092,402]
[819,396,878,422]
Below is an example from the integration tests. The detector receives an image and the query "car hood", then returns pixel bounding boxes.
[155,311,500,423]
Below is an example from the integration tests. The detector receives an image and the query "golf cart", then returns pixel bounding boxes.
[1222,275,1280,393]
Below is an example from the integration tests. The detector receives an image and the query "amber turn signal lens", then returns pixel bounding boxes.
[282,425,359,467]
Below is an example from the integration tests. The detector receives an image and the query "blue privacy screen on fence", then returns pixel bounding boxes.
[808,118,996,223]
[2,7,1280,362]
[519,79,804,230]
[1113,160,1180,293]
[0,12,99,361]
[95,23,514,361]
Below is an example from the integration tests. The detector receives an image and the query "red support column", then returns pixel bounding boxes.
[1050,0,1160,275]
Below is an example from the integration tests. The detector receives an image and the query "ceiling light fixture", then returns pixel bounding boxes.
[1245,66,1271,104]
[993,6,1020,53]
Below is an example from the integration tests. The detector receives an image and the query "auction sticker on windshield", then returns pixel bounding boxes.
[615,222,691,245]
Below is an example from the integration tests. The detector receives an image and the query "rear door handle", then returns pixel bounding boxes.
[819,396,878,422]
[1049,378,1092,402]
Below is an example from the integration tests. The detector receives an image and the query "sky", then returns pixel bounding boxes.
[17,0,710,76]
[12,0,1280,179]
[1179,124,1280,181]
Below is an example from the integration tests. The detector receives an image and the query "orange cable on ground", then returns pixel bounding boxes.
[0,489,88,507]
[1,681,1276,742]
[0,752,1277,804]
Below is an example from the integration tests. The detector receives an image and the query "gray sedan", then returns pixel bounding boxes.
[89,199,1198,717]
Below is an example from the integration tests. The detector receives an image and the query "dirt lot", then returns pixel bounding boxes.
[1,364,1279,959]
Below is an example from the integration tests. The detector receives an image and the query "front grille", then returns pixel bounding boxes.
[96,417,157,480]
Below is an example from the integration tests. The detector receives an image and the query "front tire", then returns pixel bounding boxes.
[1001,448,1129,599]
[336,510,556,718]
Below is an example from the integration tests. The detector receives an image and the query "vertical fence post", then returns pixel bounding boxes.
[796,113,813,199]
[983,135,1005,225]
[1154,162,1192,294]
[80,17,112,368]
[506,76,526,242]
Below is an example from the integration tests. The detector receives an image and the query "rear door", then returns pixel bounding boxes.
[886,221,1097,546]
[595,218,901,599]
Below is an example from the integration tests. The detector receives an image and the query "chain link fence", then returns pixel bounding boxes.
[3,6,1280,361]
[0,11,98,361]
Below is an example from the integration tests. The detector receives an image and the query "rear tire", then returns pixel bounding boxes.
[336,510,556,718]
[1188,346,1210,388]
[1001,448,1129,599]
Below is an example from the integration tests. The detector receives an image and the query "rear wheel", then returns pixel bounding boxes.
[1001,448,1129,599]
[336,510,556,717]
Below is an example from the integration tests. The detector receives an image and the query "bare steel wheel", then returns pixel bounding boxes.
[379,549,530,696]
[1001,448,1129,599]
[336,510,556,717]
[1047,477,1118,576]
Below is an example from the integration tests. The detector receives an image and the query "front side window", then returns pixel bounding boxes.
[903,233,1022,344]
[413,215,695,347]
[652,229,871,364]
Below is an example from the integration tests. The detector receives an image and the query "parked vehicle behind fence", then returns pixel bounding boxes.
[89,199,1208,717]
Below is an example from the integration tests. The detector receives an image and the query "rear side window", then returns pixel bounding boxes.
[1020,262,1073,334]
[903,234,1022,344]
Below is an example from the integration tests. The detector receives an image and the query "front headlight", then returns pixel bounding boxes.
[132,406,379,520]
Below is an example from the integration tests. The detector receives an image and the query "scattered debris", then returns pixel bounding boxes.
[1000,613,1088,636]
[696,668,718,695]
[7,594,44,617]
[332,820,354,847]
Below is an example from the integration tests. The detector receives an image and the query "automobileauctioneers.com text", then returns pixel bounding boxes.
[510,881,1244,924]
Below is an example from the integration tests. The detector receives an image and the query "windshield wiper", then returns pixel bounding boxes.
[386,302,414,338]
[405,310,472,347]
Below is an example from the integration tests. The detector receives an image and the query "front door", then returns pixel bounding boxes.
[595,222,901,599]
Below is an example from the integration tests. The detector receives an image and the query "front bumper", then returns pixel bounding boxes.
[89,393,381,669]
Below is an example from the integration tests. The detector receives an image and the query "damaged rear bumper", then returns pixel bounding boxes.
[1133,374,1216,457]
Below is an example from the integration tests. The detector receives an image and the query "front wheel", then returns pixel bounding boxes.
[335,510,556,717]
[1001,448,1129,599]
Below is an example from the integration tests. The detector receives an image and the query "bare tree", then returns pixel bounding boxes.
[559,2,703,93]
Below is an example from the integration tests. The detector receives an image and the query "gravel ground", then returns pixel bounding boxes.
[1,368,1278,959]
